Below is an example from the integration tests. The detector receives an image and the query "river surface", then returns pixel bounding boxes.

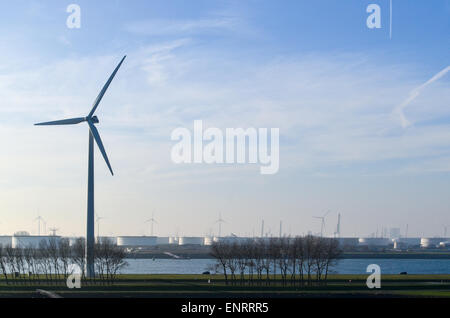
[122,258,450,275]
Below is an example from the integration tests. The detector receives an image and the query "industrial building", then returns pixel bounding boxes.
[12,235,61,249]
[0,236,12,247]
[337,237,359,248]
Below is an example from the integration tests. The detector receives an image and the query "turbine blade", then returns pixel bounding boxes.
[88,55,126,118]
[35,117,85,126]
[87,120,114,176]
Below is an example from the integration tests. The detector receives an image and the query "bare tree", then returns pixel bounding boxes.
[0,245,8,285]
[210,241,229,285]
[59,238,71,281]
[71,238,86,279]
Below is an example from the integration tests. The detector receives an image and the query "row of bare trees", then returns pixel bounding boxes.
[0,238,127,285]
[210,235,342,286]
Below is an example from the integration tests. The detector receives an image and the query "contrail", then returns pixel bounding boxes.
[395,65,450,128]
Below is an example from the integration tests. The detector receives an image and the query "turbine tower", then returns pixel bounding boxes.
[35,55,126,278]
[215,212,226,237]
[34,216,45,236]
[334,213,341,238]
[313,210,330,237]
[96,215,104,241]
[146,211,158,236]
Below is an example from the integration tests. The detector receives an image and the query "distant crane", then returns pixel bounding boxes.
[146,212,158,236]
[214,212,226,238]
[313,210,330,237]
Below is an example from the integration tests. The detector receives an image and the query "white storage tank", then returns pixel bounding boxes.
[204,236,214,246]
[12,235,61,249]
[117,236,157,247]
[169,236,179,244]
[420,237,443,248]
[0,236,12,247]
[178,237,204,245]
[358,237,391,246]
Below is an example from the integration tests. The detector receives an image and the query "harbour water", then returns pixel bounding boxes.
[123,258,450,275]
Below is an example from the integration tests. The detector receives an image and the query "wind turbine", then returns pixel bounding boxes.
[35,55,126,277]
[96,215,104,241]
[34,216,45,236]
[215,212,226,237]
[145,211,157,236]
[313,210,330,237]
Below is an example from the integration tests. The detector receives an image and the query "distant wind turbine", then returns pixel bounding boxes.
[96,215,105,240]
[215,212,226,237]
[35,55,126,277]
[34,216,45,236]
[313,210,330,237]
[146,211,158,236]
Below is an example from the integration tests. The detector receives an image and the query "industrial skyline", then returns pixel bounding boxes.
[1,212,446,239]
[0,1,449,240]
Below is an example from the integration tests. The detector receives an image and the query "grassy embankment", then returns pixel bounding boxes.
[0,274,449,298]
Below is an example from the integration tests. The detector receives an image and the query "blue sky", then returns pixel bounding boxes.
[0,1,449,238]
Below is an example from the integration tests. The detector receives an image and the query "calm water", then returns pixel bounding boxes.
[122,258,450,275]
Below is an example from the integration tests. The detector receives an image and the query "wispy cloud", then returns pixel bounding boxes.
[394,65,450,128]
[125,17,240,36]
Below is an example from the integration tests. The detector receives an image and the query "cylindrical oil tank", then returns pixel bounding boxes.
[178,237,204,245]
[420,237,443,248]
[169,237,179,244]
[117,236,157,247]
[204,236,214,245]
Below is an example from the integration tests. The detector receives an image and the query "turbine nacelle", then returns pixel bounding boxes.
[90,116,99,124]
